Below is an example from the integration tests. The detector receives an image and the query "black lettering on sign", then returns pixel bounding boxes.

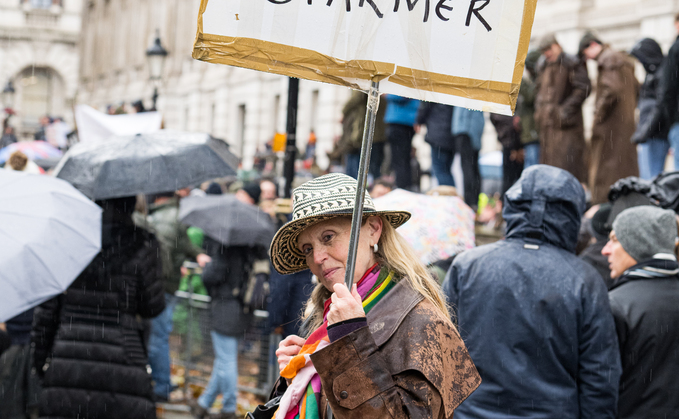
[265,0,494,27]
[435,0,452,21]
[359,0,384,18]
[326,0,351,12]
[466,0,492,31]
[393,0,431,22]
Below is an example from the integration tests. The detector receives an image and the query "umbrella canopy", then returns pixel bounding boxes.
[54,130,239,200]
[0,169,102,322]
[179,194,276,249]
[373,189,476,266]
[0,141,63,164]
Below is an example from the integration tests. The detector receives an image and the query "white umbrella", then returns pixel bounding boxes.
[0,170,102,322]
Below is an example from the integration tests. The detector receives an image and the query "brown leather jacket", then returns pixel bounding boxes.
[534,52,591,182]
[309,280,481,418]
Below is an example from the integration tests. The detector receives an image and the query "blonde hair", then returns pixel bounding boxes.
[301,215,451,335]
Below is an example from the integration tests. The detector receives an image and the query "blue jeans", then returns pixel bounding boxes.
[148,293,178,398]
[668,123,679,171]
[638,138,670,180]
[345,153,360,179]
[198,331,238,413]
[430,146,455,186]
[387,124,415,189]
[523,142,540,169]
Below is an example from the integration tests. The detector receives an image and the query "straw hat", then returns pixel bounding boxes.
[270,173,411,274]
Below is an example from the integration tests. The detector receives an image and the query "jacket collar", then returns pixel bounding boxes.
[366,279,424,347]
[611,255,679,290]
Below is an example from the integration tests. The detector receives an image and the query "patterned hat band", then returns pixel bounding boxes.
[270,173,411,275]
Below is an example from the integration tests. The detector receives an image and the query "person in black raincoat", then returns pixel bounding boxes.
[630,38,669,180]
[602,205,679,418]
[659,13,679,172]
[443,164,621,419]
[31,197,165,419]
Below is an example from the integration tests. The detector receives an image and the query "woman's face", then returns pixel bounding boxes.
[297,216,383,292]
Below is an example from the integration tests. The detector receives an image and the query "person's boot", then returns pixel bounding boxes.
[208,412,237,419]
[188,399,209,419]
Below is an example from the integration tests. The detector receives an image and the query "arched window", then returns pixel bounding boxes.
[17,67,65,132]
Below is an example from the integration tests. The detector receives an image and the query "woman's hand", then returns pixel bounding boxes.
[327,283,365,326]
[276,335,306,373]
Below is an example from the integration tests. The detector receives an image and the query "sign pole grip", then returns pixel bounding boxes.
[343,80,380,291]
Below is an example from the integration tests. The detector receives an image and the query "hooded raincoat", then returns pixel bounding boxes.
[443,165,621,419]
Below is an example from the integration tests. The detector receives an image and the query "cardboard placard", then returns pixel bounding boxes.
[193,0,537,115]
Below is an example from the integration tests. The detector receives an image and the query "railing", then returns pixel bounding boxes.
[169,264,280,404]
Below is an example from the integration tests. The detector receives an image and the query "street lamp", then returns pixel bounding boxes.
[2,80,15,109]
[145,30,168,111]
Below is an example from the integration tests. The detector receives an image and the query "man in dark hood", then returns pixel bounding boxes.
[659,13,679,174]
[630,38,669,179]
[443,165,621,419]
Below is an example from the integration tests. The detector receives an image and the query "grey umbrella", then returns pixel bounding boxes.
[0,169,102,322]
[54,130,239,200]
[179,195,276,248]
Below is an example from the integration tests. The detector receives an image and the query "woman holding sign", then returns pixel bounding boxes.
[262,173,480,419]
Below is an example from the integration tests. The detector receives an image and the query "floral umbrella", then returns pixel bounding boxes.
[0,141,63,164]
[374,189,476,266]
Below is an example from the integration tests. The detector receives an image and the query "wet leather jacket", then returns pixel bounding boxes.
[309,280,481,418]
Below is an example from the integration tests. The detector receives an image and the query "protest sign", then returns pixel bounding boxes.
[193,0,537,115]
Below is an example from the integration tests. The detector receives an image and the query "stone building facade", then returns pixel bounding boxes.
[0,0,81,139]
[74,0,679,169]
[76,0,350,170]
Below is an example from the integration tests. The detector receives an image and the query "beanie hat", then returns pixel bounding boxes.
[241,183,261,204]
[612,206,678,263]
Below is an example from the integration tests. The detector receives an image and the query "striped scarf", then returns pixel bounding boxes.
[274,265,395,419]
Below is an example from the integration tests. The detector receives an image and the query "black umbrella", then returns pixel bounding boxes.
[54,130,239,200]
[179,195,276,248]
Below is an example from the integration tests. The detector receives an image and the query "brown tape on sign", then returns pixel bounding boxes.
[192,0,539,114]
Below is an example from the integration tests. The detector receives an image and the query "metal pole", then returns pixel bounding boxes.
[152,87,159,111]
[343,80,380,290]
[283,77,300,199]
[185,265,195,402]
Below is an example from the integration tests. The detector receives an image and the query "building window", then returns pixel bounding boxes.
[30,0,51,8]
[23,0,62,9]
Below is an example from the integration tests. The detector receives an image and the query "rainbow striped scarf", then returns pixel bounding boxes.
[274,265,395,419]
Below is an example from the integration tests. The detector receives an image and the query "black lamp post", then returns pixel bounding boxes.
[2,80,15,109]
[145,31,168,111]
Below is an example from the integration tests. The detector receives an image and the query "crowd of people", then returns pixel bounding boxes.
[2,15,679,419]
[331,14,679,215]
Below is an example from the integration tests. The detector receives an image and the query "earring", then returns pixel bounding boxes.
[373,243,379,253]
